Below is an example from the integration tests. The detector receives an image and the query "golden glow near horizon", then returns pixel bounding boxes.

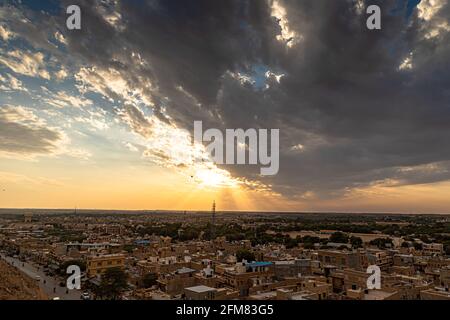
[0,111,450,212]
[0,161,279,211]
[2,153,450,213]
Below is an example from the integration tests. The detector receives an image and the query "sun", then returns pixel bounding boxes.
[195,168,239,188]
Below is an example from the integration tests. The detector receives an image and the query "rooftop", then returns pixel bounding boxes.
[185,285,216,293]
[176,267,196,274]
[247,262,273,268]
[364,290,396,300]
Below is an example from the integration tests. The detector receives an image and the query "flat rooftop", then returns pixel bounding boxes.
[247,262,273,268]
[364,290,396,300]
[176,267,196,274]
[185,285,216,293]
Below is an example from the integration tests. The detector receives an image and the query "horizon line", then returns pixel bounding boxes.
[0,207,449,216]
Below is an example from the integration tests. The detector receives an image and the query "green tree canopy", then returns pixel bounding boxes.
[58,260,86,275]
[370,238,393,249]
[141,272,158,288]
[236,249,255,262]
[96,267,128,300]
[350,236,363,248]
[330,232,349,244]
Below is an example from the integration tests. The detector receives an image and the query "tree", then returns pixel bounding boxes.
[303,242,315,249]
[350,236,363,248]
[123,244,136,254]
[58,260,86,276]
[401,241,410,248]
[285,238,298,249]
[370,238,393,249]
[96,267,128,300]
[330,232,349,244]
[445,245,450,256]
[236,249,255,262]
[413,242,423,251]
[141,273,158,288]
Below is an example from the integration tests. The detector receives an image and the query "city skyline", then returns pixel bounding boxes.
[1,0,450,213]
[0,210,449,301]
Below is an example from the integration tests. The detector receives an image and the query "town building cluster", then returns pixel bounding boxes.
[0,212,449,300]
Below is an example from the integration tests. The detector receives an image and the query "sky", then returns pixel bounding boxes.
[0,0,449,213]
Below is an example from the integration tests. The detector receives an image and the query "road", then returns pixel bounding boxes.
[0,254,82,300]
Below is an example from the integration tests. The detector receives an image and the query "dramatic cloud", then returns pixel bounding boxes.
[0,73,28,92]
[0,25,15,41]
[0,105,63,158]
[0,50,50,79]
[42,90,93,109]
[1,0,450,202]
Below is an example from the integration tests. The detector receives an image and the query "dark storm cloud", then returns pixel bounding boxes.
[0,106,62,157]
[0,4,63,56]
[23,0,450,198]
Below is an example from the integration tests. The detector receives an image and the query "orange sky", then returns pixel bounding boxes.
[2,154,450,213]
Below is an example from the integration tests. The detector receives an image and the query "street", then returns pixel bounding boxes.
[0,254,82,300]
